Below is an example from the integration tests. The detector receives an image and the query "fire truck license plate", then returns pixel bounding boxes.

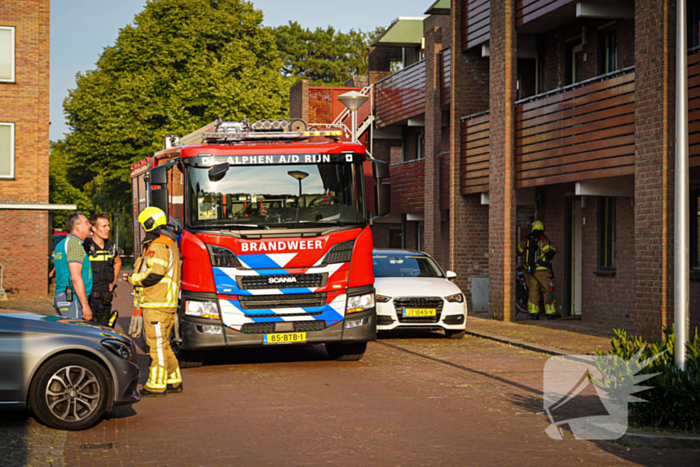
[264,332,307,344]
[403,308,437,317]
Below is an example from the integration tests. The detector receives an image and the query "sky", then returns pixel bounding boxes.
[49,0,429,142]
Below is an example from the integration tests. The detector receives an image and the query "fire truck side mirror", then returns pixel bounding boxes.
[151,188,169,220]
[151,165,168,185]
[208,163,229,182]
[372,160,389,180]
[374,182,390,218]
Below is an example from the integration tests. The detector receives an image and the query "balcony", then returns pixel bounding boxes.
[390,159,425,214]
[374,60,426,129]
[439,47,451,107]
[516,0,575,28]
[308,86,362,125]
[515,68,636,187]
[460,68,637,191]
[690,48,700,165]
[460,112,490,194]
[461,0,490,52]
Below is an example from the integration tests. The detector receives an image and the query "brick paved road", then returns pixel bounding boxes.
[3,280,699,466]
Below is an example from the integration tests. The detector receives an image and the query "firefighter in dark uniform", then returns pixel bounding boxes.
[125,207,182,397]
[516,220,558,320]
[84,213,121,327]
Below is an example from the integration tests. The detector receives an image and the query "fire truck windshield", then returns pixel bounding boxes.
[186,163,366,229]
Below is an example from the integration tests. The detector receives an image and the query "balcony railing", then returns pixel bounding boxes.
[389,159,425,213]
[515,0,575,28]
[515,67,636,187]
[690,48,700,165]
[461,0,490,52]
[439,48,452,107]
[460,111,490,194]
[374,60,426,128]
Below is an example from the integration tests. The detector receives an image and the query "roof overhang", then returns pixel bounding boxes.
[372,17,426,48]
[425,0,450,15]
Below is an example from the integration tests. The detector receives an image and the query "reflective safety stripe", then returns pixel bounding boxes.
[149,258,169,267]
[528,301,539,313]
[154,322,165,367]
[167,368,182,385]
[89,254,114,262]
[145,366,167,390]
[140,302,178,308]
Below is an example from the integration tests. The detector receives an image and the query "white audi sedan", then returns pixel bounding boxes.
[373,249,467,339]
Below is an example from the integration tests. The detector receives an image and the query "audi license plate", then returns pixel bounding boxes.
[263,332,307,344]
[403,308,437,317]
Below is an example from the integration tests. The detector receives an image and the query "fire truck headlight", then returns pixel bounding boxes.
[346,293,375,314]
[185,300,220,319]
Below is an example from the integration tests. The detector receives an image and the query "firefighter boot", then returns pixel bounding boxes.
[545,299,559,320]
[140,366,167,397]
[166,368,183,393]
[528,301,540,320]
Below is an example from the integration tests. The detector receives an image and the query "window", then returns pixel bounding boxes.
[0,26,15,83]
[0,122,14,179]
[599,197,616,270]
[690,1,700,48]
[691,189,700,269]
[598,25,618,75]
[565,38,583,85]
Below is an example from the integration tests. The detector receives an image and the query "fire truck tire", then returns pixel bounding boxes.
[176,349,205,368]
[325,342,367,361]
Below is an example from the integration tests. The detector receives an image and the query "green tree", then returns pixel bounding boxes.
[274,22,384,86]
[61,0,288,208]
[49,141,94,230]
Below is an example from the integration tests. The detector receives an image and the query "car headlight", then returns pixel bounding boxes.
[376,295,392,303]
[185,300,220,319]
[445,293,464,303]
[102,339,132,360]
[346,293,375,313]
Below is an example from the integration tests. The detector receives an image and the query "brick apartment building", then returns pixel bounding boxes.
[0,1,71,298]
[344,0,700,337]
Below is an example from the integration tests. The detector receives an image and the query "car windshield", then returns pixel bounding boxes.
[373,254,444,278]
[186,163,365,229]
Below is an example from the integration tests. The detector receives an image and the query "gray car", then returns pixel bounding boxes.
[0,311,140,431]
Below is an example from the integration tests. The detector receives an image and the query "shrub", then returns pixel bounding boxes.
[594,326,700,432]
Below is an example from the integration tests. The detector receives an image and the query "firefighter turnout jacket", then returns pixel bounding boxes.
[516,232,557,272]
[129,232,181,309]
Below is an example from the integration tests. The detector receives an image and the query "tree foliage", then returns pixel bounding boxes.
[273,22,384,86]
[49,141,94,230]
[61,0,289,207]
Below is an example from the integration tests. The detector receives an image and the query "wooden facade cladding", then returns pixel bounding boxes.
[515,0,575,27]
[461,0,490,52]
[374,60,426,129]
[460,112,490,194]
[439,47,452,107]
[689,49,700,166]
[514,68,636,187]
[439,153,451,210]
[389,159,425,213]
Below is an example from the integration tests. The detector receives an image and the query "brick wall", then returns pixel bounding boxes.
[634,0,676,339]
[0,0,51,298]
[449,0,491,301]
[368,46,403,85]
[488,0,517,321]
[289,80,309,121]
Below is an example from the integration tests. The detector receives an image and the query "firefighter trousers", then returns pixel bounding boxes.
[143,307,181,392]
[526,270,556,315]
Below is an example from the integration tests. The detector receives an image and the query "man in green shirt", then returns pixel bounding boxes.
[53,212,93,320]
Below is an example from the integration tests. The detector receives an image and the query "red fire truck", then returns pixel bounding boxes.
[130,119,390,366]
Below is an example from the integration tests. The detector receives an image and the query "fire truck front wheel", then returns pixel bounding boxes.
[325,342,367,361]
[175,349,205,368]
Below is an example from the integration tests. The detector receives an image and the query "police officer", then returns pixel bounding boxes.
[84,213,121,327]
[125,207,182,397]
[516,220,558,320]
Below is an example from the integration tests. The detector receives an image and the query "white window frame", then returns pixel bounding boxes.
[0,122,15,179]
[0,26,15,83]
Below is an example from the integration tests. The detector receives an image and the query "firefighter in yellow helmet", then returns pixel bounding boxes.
[516,220,558,320]
[124,207,182,396]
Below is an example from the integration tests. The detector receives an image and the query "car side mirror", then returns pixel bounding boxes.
[446,271,457,281]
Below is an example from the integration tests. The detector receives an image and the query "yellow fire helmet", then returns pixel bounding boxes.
[138,206,167,232]
[531,220,545,232]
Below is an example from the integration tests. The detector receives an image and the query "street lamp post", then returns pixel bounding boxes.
[338,91,369,143]
[288,171,309,223]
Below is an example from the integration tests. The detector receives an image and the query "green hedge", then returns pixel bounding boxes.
[594,326,700,432]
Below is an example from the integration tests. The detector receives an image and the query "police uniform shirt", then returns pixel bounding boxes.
[84,237,116,293]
